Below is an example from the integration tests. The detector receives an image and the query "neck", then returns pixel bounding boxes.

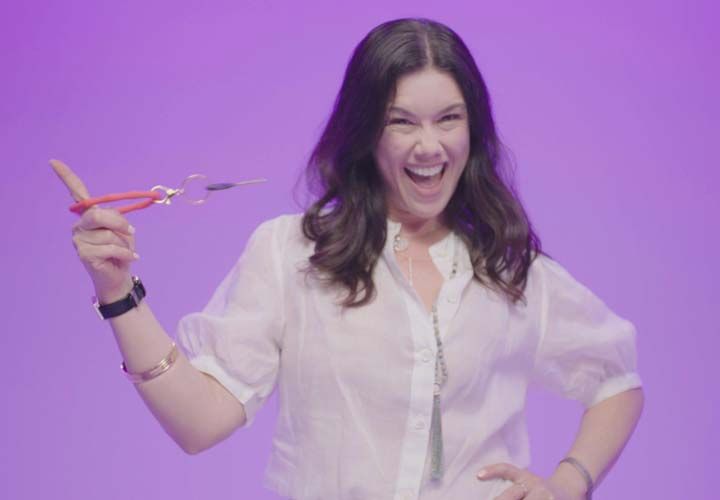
[389,212,450,247]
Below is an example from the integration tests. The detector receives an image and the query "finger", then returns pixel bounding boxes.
[73,228,135,251]
[77,243,138,264]
[72,224,135,248]
[524,488,554,500]
[493,483,530,500]
[75,207,135,236]
[49,158,91,201]
[478,463,523,482]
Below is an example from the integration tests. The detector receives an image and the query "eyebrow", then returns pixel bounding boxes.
[387,103,467,116]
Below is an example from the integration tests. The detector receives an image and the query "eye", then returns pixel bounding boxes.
[440,113,463,122]
[387,117,413,126]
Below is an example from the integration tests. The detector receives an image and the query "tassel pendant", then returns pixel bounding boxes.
[429,303,448,482]
[429,391,444,480]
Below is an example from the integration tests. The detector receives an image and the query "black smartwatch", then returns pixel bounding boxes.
[92,276,146,320]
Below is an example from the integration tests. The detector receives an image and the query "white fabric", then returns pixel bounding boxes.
[176,213,642,500]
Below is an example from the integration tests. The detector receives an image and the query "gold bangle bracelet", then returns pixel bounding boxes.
[120,343,178,384]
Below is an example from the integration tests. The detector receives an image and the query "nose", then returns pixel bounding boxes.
[413,126,444,160]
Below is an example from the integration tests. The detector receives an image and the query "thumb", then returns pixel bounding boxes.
[477,463,519,480]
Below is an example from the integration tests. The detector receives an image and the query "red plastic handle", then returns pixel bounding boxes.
[69,190,164,215]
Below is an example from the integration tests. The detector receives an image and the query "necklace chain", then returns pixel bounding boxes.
[393,232,457,392]
[393,231,458,481]
[393,233,458,481]
[431,305,447,394]
[432,259,456,393]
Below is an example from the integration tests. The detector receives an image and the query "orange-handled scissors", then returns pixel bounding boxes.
[68,174,267,215]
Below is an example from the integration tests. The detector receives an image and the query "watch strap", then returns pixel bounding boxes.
[93,276,146,320]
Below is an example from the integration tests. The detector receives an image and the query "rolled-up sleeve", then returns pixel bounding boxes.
[175,219,285,426]
[531,255,643,408]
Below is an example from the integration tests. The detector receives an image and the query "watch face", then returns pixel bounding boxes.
[92,297,105,320]
[133,277,146,299]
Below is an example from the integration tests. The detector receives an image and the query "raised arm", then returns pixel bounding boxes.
[103,283,247,454]
[51,159,246,454]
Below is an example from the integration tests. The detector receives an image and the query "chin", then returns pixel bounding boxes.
[401,201,448,223]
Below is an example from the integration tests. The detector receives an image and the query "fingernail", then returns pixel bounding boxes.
[128,225,136,234]
[477,469,487,479]
[133,252,140,260]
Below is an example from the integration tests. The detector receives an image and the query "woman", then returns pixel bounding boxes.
[53,18,643,500]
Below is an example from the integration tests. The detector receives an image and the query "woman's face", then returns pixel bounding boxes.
[374,66,470,226]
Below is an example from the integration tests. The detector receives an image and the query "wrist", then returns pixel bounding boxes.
[550,462,589,498]
[92,276,146,320]
[95,277,134,304]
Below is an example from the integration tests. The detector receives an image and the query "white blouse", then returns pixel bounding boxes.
[176,213,642,500]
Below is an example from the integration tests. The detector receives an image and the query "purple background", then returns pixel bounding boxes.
[2,1,717,498]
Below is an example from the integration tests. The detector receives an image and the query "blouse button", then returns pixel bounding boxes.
[414,418,426,430]
[446,294,458,303]
[420,349,433,363]
[399,489,415,500]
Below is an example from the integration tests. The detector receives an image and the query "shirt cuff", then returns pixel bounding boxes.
[586,372,643,408]
[187,354,262,427]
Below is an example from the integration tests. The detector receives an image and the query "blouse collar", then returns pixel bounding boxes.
[384,218,473,279]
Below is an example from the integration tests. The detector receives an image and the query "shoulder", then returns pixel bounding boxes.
[528,252,617,329]
[521,252,589,309]
[246,212,313,260]
[529,252,561,274]
[530,253,595,299]
[251,212,302,238]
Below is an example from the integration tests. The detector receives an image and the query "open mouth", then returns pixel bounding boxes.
[404,163,447,189]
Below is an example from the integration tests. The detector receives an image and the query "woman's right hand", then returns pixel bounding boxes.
[50,159,140,303]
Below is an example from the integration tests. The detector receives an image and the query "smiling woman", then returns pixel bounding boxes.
[302,18,540,310]
[54,16,643,500]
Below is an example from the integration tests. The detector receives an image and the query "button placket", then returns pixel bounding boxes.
[394,277,440,498]
[397,488,415,500]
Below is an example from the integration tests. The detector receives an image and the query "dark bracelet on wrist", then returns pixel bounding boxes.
[558,456,594,499]
[92,276,146,320]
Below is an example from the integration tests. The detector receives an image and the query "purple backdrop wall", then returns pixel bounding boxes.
[2,1,717,498]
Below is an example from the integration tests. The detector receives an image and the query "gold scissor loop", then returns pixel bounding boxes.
[150,185,182,205]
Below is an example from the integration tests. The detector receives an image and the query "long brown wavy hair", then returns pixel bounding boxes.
[301,18,544,307]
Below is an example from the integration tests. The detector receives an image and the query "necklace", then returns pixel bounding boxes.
[393,231,458,481]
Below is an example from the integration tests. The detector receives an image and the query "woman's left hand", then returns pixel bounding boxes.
[477,463,584,500]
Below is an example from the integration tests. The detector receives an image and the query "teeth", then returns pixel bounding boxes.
[406,164,444,177]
